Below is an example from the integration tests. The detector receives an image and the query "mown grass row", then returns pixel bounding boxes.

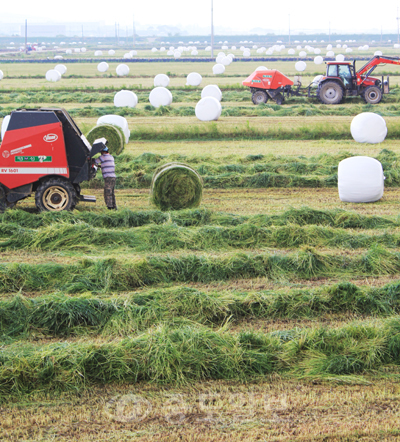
[0,246,398,293]
[2,317,400,395]
[0,206,396,230]
[2,220,400,253]
[2,281,400,339]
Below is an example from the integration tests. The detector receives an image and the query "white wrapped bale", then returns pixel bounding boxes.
[195,97,222,121]
[54,64,67,75]
[374,50,383,56]
[335,54,345,61]
[288,48,295,55]
[94,50,103,56]
[314,56,323,64]
[0,70,3,80]
[154,74,170,87]
[191,50,198,55]
[221,56,232,66]
[212,64,225,74]
[299,51,307,57]
[108,49,115,55]
[149,87,173,108]
[1,115,10,140]
[97,115,130,144]
[345,48,353,53]
[216,55,224,63]
[255,66,268,71]
[350,113,387,144]
[97,62,109,73]
[186,72,202,86]
[201,84,222,101]
[314,48,321,54]
[114,90,138,108]
[116,64,130,76]
[65,49,72,54]
[327,51,335,57]
[338,156,385,203]
[45,69,61,82]
[295,61,306,72]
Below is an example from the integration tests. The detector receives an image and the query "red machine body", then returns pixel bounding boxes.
[0,119,69,189]
[242,69,294,90]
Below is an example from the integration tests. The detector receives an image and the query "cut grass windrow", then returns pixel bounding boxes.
[2,281,400,339]
[1,220,400,253]
[2,318,400,395]
[0,245,398,293]
[0,206,396,230]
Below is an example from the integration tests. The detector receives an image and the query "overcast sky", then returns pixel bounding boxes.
[1,0,400,34]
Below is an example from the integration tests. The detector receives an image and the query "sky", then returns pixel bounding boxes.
[1,0,400,34]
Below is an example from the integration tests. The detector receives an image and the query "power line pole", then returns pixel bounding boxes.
[25,19,27,53]
[288,14,291,45]
[329,21,331,43]
[81,25,84,40]
[397,7,400,44]
[133,15,136,47]
[211,0,214,58]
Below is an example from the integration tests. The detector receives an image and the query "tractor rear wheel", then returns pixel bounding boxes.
[252,90,268,105]
[362,86,382,104]
[35,178,77,212]
[317,81,344,105]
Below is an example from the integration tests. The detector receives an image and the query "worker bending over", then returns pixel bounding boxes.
[94,146,117,210]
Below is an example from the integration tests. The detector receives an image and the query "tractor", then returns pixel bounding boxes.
[0,108,105,212]
[243,55,400,105]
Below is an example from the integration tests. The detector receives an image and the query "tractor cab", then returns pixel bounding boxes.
[325,62,356,90]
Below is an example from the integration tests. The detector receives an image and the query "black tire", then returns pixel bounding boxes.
[362,86,382,104]
[35,178,77,212]
[252,90,268,105]
[317,81,344,105]
[0,185,6,213]
[274,92,284,105]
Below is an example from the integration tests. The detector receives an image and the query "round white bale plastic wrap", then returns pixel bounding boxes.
[149,87,173,108]
[314,48,321,54]
[195,97,222,121]
[221,56,232,66]
[0,70,3,80]
[336,54,345,62]
[81,48,86,53]
[345,48,353,53]
[242,50,251,57]
[97,115,130,144]
[1,115,10,140]
[338,156,385,203]
[216,55,224,63]
[114,90,138,108]
[94,50,102,56]
[154,74,170,87]
[65,49,72,54]
[54,64,67,75]
[350,113,387,144]
[123,53,132,59]
[255,66,268,71]
[174,51,181,59]
[54,55,63,60]
[201,84,222,101]
[288,48,295,55]
[374,50,383,56]
[116,64,130,76]
[295,61,306,72]
[97,62,109,73]
[186,72,202,86]
[299,51,307,57]
[45,69,61,82]
[314,56,323,64]
[191,50,198,55]
[212,64,225,74]
[108,49,115,55]
[130,50,137,56]
[327,51,335,57]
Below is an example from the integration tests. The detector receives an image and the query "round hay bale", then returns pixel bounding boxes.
[54,64,67,75]
[0,70,3,81]
[114,90,138,108]
[97,115,130,144]
[195,97,222,121]
[350,113,387,144]
[212,64,225,75]
[116,64,129,76]
[154,73,170,87]
[149,87,173,108]
[201,84,222,101]
[314,56,324,64]
[45,69,61,82]
[151,163,203,211]
[108,49,115,55]
[86,124,125,156]
[295,61,306,72]
[186,72,202,86]
[97,62,109,73]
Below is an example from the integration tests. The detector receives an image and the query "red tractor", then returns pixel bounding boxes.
[243,55,400,105]
[0,108,105,212]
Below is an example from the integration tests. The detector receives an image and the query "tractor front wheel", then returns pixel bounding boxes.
[362,86,382,104]
[252,90,268,105]
[35,178,77,212]
[317,81,344,105]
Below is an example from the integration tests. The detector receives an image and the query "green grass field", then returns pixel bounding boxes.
[1,56,400,441]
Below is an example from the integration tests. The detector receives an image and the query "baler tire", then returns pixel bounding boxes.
[362,86,382,104]
[0,185,6,213]
[274,92,284,105]
[35,178,77,212]
[252,90,268,105]
[317,81,344,105]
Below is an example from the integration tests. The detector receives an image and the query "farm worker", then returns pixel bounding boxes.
[94,146,117,210]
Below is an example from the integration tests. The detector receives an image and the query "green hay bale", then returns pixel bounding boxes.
[86,124,124,156]
[150,162,203,211]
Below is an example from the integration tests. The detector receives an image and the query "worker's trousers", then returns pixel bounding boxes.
[104,177,117,209]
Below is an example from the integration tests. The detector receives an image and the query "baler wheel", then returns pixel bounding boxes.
[317,81,343,105]
[35,178,77,212]
[0,185,6,213]
[252,90,268,105]
[362,86,382,104]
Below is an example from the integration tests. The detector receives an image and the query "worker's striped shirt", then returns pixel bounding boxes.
[95,153,116,178]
